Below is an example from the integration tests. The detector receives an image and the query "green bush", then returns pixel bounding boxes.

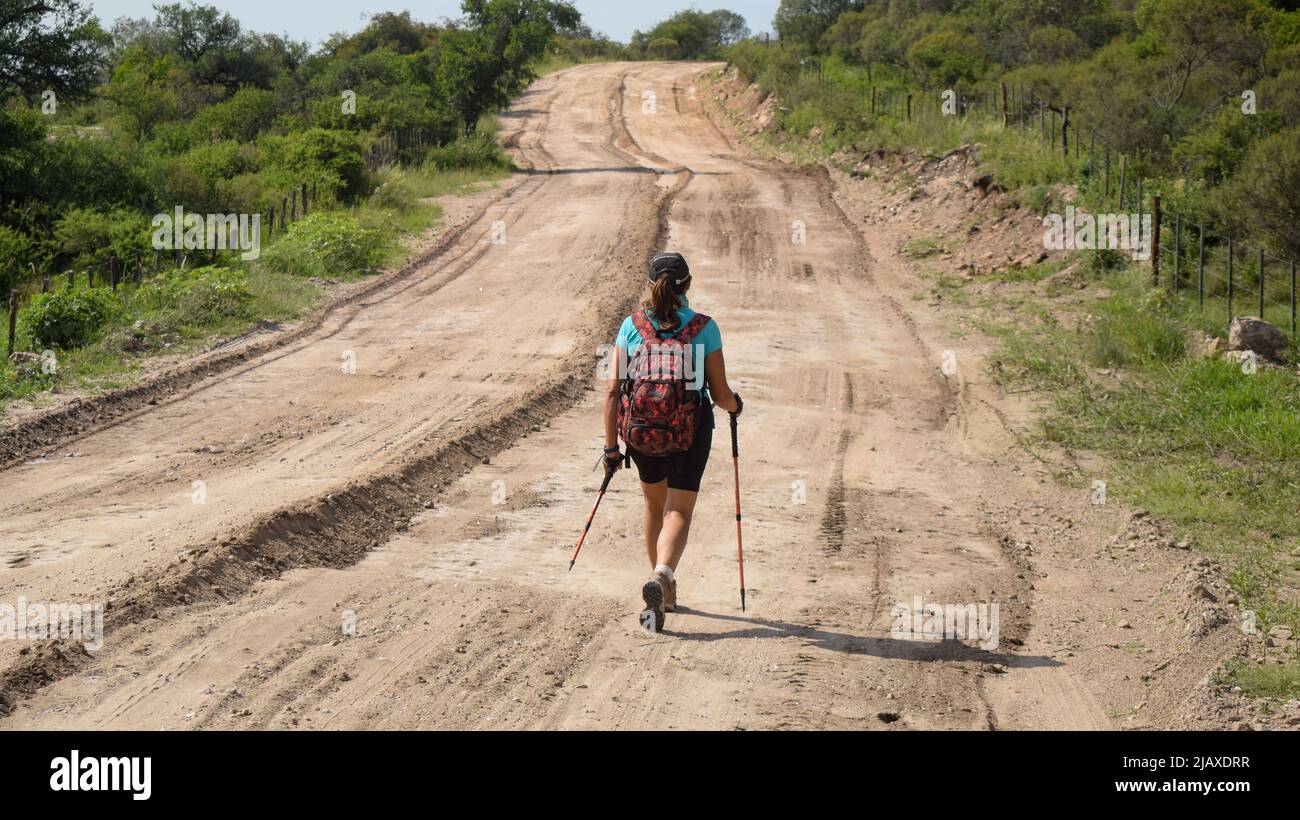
[189,88,278,143]
[53,207,154,273]
[262,128,369,202]
[424,131,510,171]
[136,266,254,326]
[367,175,419,212]
[20,288,121,349]
[0,225,34,292]
[260,211,388,278]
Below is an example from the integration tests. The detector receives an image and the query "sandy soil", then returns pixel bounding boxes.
[0,62,1255,730]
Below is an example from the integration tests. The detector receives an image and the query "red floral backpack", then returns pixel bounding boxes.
[618,310,711,456]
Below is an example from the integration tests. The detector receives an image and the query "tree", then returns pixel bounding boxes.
[1211,125,1300,259]
[710,10,751,46]
[0,0,108,99]
[152,2,240,65]
[434,0,580,134]
[101,47,179,139]
[326,11,440,60]
[908,31,985,87]
[632,8,749,59]
[773,0,862,49]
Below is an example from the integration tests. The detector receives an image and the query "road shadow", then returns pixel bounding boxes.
[660,606,1061,669]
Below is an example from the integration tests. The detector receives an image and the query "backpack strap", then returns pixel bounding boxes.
[675,313,712,344]
[630,310,660,346]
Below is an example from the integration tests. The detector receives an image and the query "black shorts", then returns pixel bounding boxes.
[628,410,714,492]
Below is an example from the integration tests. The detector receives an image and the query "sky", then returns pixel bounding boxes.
[84,1,783,47]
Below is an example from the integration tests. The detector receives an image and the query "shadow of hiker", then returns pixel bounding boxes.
[661,606,1061,669]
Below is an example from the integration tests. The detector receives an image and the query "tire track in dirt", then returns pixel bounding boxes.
[0,66,686,718]
[0,175,537,471]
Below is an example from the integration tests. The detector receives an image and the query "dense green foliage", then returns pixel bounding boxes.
[629,9,752,59]
[729,0,1300,259]
[21,287,121,349]
[0,0,574,285]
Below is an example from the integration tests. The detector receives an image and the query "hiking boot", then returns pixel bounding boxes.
[656,568,677,612]
[641,577,666,633]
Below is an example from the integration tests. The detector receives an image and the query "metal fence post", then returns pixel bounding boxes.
[1198,224,1206,309]
[1291,260,1297,336]
[1227,237,1235,322]
[1151,196,1161,286]
[1172,213,1181,292]
[1104,147,1111,198]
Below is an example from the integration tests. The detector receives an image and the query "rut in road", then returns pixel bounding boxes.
[1,63,1116,729]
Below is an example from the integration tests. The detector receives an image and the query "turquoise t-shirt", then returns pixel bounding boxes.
[615,296,722,408]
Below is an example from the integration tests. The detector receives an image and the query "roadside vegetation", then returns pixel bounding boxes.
[720,0,1300,695]
[0,0,571,409]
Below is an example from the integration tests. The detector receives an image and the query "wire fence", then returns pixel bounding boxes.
[859,78,1298,342]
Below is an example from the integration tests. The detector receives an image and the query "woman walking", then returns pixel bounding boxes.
[602,252,742,630]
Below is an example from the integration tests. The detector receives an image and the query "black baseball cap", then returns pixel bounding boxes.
[649,252,691,285]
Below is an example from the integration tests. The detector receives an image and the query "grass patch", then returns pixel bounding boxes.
[905,236,941,259]
[987,261,1300,640]
[1223,661,1300,700]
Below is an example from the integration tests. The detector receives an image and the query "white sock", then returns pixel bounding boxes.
[655,564,675,582]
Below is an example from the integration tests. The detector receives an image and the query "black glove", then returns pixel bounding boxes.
[730,391,744,417]
[601,446,624,477]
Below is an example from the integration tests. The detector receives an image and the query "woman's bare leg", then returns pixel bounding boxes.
[640,480,667,570]
[656,488,699,571]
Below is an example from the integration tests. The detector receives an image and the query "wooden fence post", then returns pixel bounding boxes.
[7,290,17,359]
[1117,154,1126,208]
[1259,249,1266,319]
[1061,107,1069,156]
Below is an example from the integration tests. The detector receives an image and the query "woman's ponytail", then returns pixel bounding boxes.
[648,275,682,332]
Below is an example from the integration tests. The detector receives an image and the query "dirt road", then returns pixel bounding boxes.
[0,63,1238,729]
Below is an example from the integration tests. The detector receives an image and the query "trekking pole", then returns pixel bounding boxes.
[730,412,747,612]
[568,468,615,572]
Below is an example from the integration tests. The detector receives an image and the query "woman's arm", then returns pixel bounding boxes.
[704,349,741,413]
[604,347,625,450]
